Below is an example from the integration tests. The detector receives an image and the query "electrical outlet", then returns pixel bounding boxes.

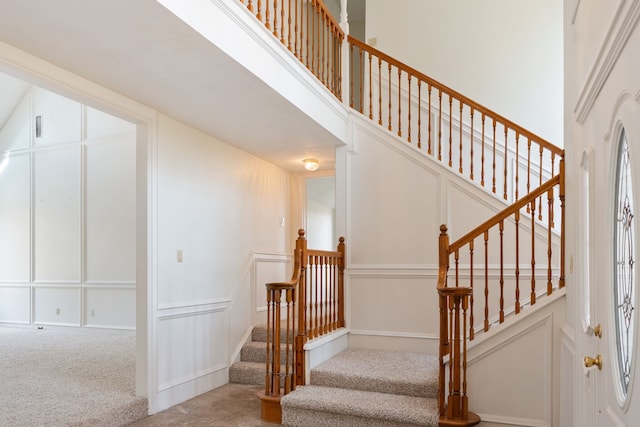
[90,309,95,317]
[55,308,60,315]
[279,217,285,228]
[177,249,183,263]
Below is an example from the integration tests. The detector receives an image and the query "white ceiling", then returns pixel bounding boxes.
[0,0,345,172]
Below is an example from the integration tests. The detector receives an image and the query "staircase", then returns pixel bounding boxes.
[237,1,564,425]
[231,328,443,425]
[282,348,440,426]
[229,325,439,427]
[230,324,283,387]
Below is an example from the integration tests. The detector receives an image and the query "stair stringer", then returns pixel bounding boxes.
[338,112,561,355]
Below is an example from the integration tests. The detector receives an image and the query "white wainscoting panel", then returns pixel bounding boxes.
[155,308,228,410]
[0,152,30,282]
[253,252,291,313]
[348,271,439,353]
[33,146,82,282]
[467,312,553,427]
[0,286,30,323]
[84,286,136,329]
[33,286,82,326]
[85,136,136,283]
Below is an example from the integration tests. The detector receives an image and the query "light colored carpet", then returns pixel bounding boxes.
[311,348,439,398]
[281,348,441,426]
[0,324,147,427]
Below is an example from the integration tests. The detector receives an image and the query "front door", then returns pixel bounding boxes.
[580,125,639,427]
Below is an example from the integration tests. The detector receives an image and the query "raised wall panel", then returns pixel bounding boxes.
[34,147,81,282]
[467,313,552,426]
[0,286,30,323]
[349,125,440,266]
[349,274,438,336]
[254,253,290,313]
[85,137,136,283]
[0,152,30,282]
[86,107,136,141]
[157,309,227,391]
[32,87,81,146]
[33,287,81,326]
[0,90,30,153]
[84,287,135,329]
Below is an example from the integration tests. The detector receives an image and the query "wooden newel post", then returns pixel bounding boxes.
[438,224,480,426]
[438,224,450,417]
[295,229,307,386]
[337,236,345,328]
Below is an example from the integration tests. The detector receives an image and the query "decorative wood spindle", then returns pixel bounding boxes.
[499,220,505,323]
[484,230,489,332]
[408,74,412,143]
[503,126,508,200]
[515,209,521,314]
[481,113,486,187]
[492,119,497,194]
[547,188,553,295]
[398,68,402,137]
[470,107,475,180]
[459,101,464,173]
[469,240,475,340]
[417,80,422,149]
[530,200,536,305]
[448,95,453,167]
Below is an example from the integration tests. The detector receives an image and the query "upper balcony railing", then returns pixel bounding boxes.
[239,0,344,100]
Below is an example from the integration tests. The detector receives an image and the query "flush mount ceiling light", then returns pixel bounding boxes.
[303,158,320,171]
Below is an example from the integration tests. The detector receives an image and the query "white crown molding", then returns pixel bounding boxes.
[574,0,640,124]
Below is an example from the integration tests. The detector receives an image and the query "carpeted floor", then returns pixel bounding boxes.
[0,324,147,427]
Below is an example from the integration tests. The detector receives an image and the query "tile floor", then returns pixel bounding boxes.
[128,383,275,427]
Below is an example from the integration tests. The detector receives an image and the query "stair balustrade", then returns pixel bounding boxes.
[437,159,564,426]
[239,0,344,99]
[240,1,567,424]
[259,229,345,423]
[348,36,563,214]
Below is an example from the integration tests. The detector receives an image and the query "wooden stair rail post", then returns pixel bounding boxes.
[294,229,308,386]
[438,225,481,427]
[259,232,304,423]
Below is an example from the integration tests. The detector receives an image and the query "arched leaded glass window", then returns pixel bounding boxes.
[614,128,635,398]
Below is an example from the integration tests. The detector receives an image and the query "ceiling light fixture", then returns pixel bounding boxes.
[303,158,319,171]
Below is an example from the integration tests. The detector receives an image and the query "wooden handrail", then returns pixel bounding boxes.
[347,36,562,157]
[348,35,564,213]
[260,229,345,423]
[449,173,561,253]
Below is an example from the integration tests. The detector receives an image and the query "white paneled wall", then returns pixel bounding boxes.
[0,86,136,329]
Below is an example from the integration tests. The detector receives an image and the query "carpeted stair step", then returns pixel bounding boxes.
[240,340,293,364]
[281,385,439,427]
[311,348,439,398]
[229,361,293,386]
[251,324,298,343]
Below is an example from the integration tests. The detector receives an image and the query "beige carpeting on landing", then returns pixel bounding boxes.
[0,324,147,427]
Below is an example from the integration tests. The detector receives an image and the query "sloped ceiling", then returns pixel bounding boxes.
[0,0,343,172]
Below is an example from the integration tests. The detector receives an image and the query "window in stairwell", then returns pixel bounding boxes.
[614,128,635,400]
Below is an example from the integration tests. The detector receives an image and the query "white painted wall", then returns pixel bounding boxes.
[147,114,296,410]
[364,0,563,145]
[0,86,136,328]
